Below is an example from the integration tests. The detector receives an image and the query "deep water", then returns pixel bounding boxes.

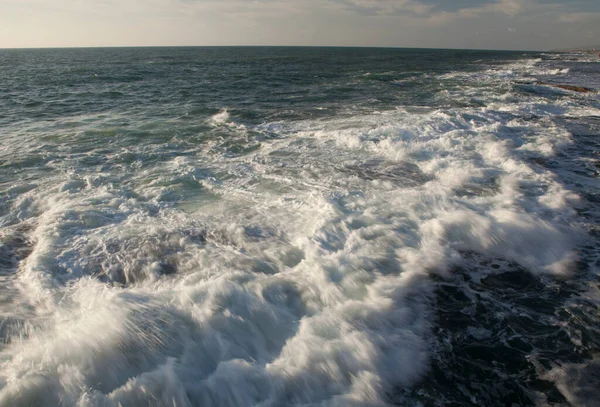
[0,47,599,406]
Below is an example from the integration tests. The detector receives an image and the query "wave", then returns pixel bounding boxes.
[0,51,596,406]
[209,109,231,125]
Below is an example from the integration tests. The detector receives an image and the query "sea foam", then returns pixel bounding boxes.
[0,48,595,406]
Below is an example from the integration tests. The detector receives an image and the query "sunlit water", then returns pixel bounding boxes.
[0,47,599,406]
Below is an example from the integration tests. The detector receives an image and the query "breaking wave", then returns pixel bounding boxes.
[0,47,597,406]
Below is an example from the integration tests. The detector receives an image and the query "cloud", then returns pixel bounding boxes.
[559,12,600,23]
[1,0,600,49]
[334,0,433,16]
[427,0,528,24]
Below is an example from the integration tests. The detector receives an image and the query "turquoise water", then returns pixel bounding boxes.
[0,47,599,406]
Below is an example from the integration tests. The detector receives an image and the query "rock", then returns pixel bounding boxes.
[515,81,596,93]
[547,84,595,93]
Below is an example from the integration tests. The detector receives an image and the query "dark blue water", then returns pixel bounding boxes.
[0,47,599,406]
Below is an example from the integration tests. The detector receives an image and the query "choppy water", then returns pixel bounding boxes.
[0,47,599,407]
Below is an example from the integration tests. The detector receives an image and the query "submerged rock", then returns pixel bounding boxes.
[516,80,596,93]
[546,83,596,93]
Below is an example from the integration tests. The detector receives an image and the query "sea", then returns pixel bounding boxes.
[0,47,599,407]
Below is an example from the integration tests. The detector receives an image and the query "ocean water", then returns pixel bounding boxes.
[0,47,599,407]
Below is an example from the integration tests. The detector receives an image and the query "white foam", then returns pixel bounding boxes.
[0,55,591,406]
[209,109,231,125]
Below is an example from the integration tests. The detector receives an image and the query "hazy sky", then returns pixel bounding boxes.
[1,0,599,50]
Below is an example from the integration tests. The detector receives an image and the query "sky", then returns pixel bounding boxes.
[1,0,599,50]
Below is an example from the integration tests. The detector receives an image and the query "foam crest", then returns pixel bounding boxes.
[209,109,231,125]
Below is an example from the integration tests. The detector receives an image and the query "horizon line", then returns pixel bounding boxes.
[0,44,544,52]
